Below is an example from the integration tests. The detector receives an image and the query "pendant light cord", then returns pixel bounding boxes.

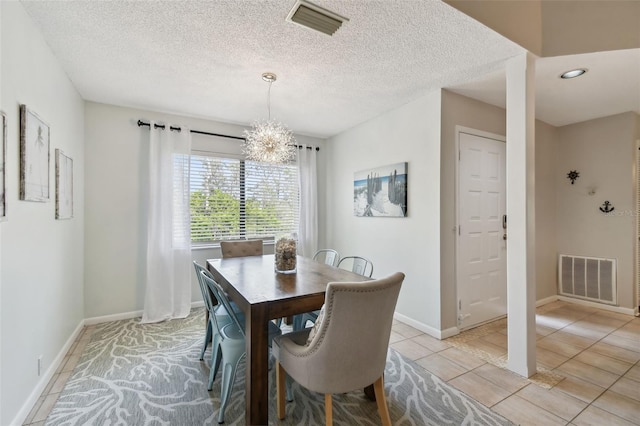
[267,81,272,121]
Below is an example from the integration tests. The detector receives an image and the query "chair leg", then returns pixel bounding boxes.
[292,314,303,331]
[373,376,391,426]
[207,343,222,391]
[200,321,212,360]
[218,355,243,424]
[325,394,332,426]
[276,362,286,419]
[285,374,293,402]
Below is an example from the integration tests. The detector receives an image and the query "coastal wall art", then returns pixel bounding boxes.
[20,105,50,202]
[55,149,73,219]
[354,162,407,217]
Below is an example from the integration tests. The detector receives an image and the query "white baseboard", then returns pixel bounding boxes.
[536,295,559,307]
[11,320,85,426]
[84,309,144,325]
[393,312,459,340]
[557,296,636,316]
[84,301,205,326]
[536,294,635,316]
[393,296,560,341]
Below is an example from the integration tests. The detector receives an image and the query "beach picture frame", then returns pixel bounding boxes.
[0,111,6,219]
[20,105,50,202]
[55,149,73,219]
[354,162,407,217]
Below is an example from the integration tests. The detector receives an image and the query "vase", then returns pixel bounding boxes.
[275,235,297,274]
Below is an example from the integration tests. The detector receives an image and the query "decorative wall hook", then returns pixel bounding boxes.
[599,201,614,213]
[567,170,579,184]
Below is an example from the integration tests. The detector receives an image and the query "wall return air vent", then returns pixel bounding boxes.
[286,0,348,36]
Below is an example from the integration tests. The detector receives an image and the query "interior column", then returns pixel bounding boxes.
[505,52,537,377]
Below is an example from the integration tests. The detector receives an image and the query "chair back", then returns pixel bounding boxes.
[220,239,264,258]
[193,261,216,314]
[337,256,373,277]
[297,272,404,393]
[200,271,245,338]
[312,249,340,267]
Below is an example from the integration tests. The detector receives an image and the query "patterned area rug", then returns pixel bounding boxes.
[46,309,514,425]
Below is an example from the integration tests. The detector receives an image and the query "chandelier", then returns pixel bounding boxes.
[243,73,296,164]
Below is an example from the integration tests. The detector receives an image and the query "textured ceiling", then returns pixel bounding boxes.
[449,48,640,127]
[20,1,639,138]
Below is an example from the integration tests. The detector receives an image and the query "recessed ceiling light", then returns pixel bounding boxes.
[560,69,587,79]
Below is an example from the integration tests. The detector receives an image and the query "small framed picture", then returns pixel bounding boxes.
[55,149,73,219]
[20,105,50,202]
[0,111,6,219]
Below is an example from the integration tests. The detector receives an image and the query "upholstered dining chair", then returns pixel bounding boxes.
[220,239,263,258]
[200,271,282,424]
[312,249,340,267]
[337,255,374,278]
[273,272,404,426]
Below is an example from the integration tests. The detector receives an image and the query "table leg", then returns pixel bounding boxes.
[245,304,270,425]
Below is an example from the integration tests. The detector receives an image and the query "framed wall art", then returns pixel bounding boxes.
[354,162,407,217]
[20,105,50,202]
[55,149,73,219]
[0,111,6,219]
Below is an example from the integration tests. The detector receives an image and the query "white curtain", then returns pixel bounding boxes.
[142,122,192,323]
[297,145,318,257]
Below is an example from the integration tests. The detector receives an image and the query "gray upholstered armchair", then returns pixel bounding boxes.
[220,239,263,258]
[272,272,405,425]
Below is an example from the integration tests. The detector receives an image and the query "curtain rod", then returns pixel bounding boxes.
[136,120,319,151]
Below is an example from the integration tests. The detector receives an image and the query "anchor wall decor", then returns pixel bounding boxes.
[599,201,615,213]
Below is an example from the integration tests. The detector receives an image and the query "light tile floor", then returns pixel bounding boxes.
[24,301,640,426]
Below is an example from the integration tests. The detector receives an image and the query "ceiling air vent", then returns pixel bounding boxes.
[286,1,348,36]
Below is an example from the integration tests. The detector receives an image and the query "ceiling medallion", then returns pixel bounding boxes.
[243,73,296,164]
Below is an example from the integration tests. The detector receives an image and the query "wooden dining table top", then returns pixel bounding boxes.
[207,254,371,319]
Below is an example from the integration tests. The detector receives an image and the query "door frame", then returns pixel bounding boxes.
[455,126,507,330]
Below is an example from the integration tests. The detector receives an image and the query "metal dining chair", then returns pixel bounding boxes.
[200,271,282,424]
[292,249,341,331]
[337,256,374,278]
[312,249,340,267]
[294,255,374,332]
[193,261,244,365]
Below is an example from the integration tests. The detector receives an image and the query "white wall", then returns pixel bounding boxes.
[1,3,85,424]
[84,102,326,319]
[440,91,508,330]
[440,91,559,330]
[534,120,558,301]
[0,3,4,422]
[325,91,443,332]
[557,112,639,310]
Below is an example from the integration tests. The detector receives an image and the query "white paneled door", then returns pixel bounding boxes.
[457,131,507,330]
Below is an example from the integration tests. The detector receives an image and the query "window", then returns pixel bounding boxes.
[190,153,299,243]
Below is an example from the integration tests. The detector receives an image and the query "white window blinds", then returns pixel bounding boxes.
[190,153,299,243]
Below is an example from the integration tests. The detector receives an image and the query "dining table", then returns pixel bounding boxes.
[207,254,371,425]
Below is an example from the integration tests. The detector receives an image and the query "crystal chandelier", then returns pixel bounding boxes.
[243,73,296,164]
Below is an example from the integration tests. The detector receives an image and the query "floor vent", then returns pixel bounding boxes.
[559,255,617,305]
